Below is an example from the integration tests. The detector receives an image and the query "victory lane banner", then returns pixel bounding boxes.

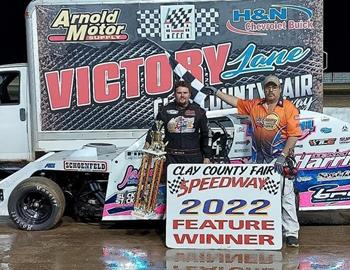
[166,164,283,250]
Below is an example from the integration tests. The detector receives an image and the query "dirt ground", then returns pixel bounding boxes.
[0,216,350,270]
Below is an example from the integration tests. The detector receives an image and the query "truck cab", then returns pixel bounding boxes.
[0,64,31,164]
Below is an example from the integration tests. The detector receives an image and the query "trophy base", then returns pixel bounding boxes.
[131,209,156,219]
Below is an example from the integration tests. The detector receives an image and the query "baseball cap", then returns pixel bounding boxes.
[263,75,281,87]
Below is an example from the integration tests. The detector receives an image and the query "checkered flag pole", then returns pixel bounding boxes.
[164,51,207,108]
[262,177,281,195]
[168,176,184,194]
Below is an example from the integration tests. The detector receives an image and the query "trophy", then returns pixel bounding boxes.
[132,121,167,218]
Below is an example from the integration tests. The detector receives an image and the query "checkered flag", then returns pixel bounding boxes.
[165,51,208,108]
[168,176,185,194]
[165,7,192,29]
[137,8,219,38]
[262,177,280,195]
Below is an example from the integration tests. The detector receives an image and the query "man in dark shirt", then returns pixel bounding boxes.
[146,80,211,165]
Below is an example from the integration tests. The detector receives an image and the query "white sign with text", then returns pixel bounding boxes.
[166,164,283,250]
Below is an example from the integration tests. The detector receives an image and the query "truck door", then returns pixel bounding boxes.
[0,67,30,161]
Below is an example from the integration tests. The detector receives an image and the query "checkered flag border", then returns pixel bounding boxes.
[137,9,161,38]
[137,8,219,38]
[196,8,219,36]
[262,177,280,195]
[168,176,185,194]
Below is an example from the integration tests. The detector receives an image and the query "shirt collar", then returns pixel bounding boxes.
[175,102,190,110]
[258,97,284,107]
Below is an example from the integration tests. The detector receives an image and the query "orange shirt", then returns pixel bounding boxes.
[237,98,301,162]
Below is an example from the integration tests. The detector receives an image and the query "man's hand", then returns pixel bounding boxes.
[274,154,286,174]
[203,86,219,96]
[203,158,211,164]
[144,142,150,149]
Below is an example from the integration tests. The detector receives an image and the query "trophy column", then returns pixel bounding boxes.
[132,121,166,218]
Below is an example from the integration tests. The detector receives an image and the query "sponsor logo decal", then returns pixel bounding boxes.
[117,165,140,190]
[234,149,250,153]
[160,5,195,41]
[184,110,196,116]
[309,138,336,146]
[63,160,107,171]
[44,163,56,168]
[263,113,280,130]
[235,140,250,145]
[340,137,350,144]
[237,126,246,133]
[256,113,280,130]
[167,110,178,115]
[318,170,350,181]
[295,150,350,170]
[296,176,312,182]
[310,184,350,203]
[320,127,332,134]
[299,119,315,140]
[226,5,314,36]
[167,116,195,133]
[49,9,128,42]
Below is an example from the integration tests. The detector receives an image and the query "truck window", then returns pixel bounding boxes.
[0,72,20,105]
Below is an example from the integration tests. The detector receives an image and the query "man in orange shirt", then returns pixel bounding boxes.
[212,74,301,247]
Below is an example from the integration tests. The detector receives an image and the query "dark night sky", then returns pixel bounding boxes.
[0,0,347,72]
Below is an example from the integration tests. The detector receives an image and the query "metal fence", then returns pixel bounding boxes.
[324,73,350,84]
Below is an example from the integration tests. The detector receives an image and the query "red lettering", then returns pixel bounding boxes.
[187,179,201,194]
[45,42,233,111]
[93,62,120,103]
[145,54,172,95]
[76,66,91,106]
[244,234,258,245]
[205,234,223,244]
[173,219,185,229]
[245,220,260,230]
[174,234,198,244]
[261,220,274,230]
[176,49,203,83]
[209,177,220,189]
[45,69,74,110]
[185,219,198,229]
[203,43,231,85]
[177,180,189,197]
[120,57,144,98]
[199,220,217,230]
[259,235,274,245]
[198,177,210,191]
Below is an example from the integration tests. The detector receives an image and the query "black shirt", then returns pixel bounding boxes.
[147,101,211,158]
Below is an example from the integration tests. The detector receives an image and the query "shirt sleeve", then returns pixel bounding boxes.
[237,98,254,115]
[285,101,302,137]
